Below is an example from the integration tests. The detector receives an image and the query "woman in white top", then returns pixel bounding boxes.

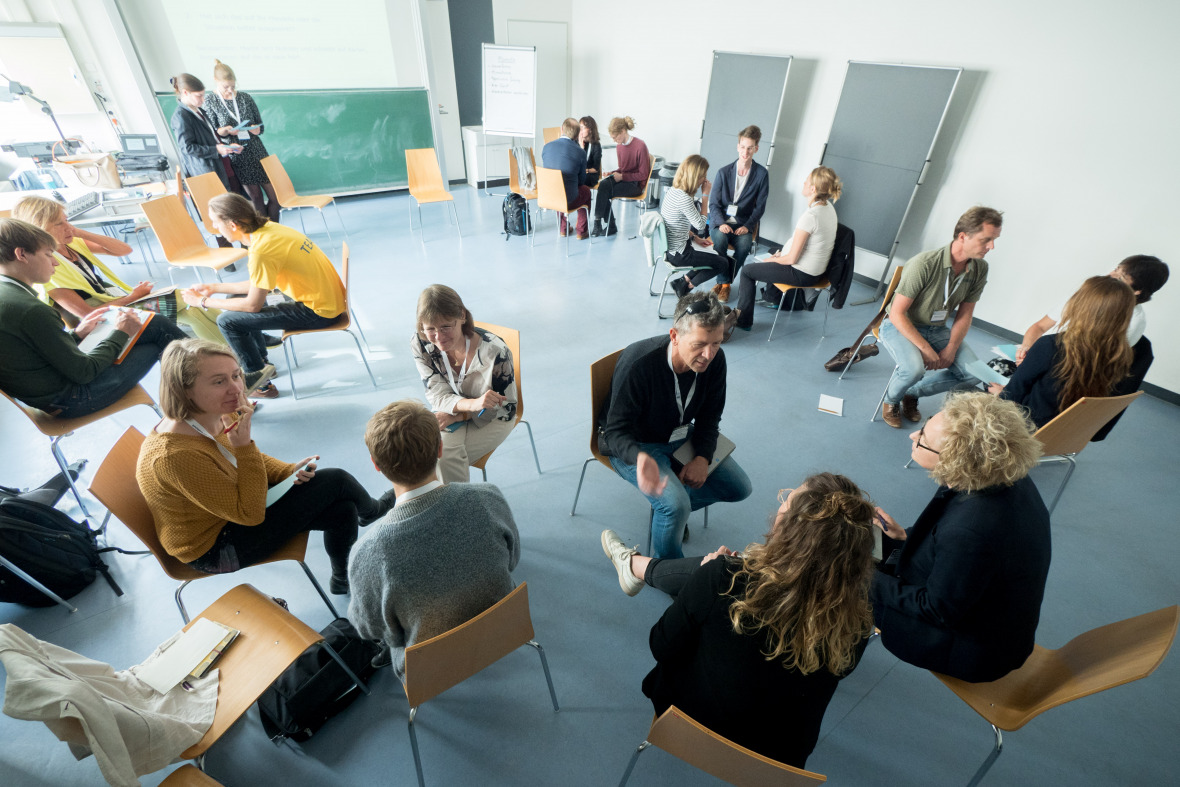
[409,285,518,484]
[734,166,841,331]
[659,155,730,298]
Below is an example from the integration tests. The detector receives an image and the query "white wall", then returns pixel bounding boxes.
[571,0,1180,394]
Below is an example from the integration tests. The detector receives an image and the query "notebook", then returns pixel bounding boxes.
[672,433,736,476]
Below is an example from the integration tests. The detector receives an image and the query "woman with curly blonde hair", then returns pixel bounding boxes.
[600,472,877,768]
[872,391,1051,683]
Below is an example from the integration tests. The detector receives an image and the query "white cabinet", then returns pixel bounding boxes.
[461,126,514,189]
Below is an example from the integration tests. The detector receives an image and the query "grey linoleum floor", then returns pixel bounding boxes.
[1,185,1177,786]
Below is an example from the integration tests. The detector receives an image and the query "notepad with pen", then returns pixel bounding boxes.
[136,617,240,694]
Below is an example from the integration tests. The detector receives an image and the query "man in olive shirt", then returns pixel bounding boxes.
[0,218,184,418]
[878,206,1002,428]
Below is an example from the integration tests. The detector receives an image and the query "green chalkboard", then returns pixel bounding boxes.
[155,88,434,195]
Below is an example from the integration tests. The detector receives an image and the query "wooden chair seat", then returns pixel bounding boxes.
[405,148,461,239]
[283,193,334,210]
[768,278,833,342]
[168,247,246,270]
[408,188,455,204]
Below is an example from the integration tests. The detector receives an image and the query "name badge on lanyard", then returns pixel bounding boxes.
[185,418,237,467]
[931,267,967,323]
[668,345,696,443]
[443,335,471,397]
[223,95,251,141]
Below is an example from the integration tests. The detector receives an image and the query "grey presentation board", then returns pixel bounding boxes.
[699,52,792,182]
[821,61,961,258]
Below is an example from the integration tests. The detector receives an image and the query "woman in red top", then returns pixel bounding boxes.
[592,116,650,237]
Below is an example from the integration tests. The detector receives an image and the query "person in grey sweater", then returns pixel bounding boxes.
[347,399,520,680]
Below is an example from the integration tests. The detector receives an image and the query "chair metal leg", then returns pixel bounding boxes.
[297,208,308,237]
[521,419,542,475]
[904,457,915,469]
[768,294,790,342]
[618,740,652,787]
[966,725,1004,787]
[1043,455,1078,515]
[282,340,301,400]
[480,465,488,482]
[649,262,661,296]
[175,579,194,623]
[703,505,709,530]
[820,290,831,338]
[317,208,334,248]
[350,307,371,350]
[50,435,92,517]
[0,554,77,612]
[346,329,378,389]
[450,202,462,239]
[646,508,654,556]
[570,457,595,515]
[839,335,872,381]
[417,205,424,243]
[525,639,561,711]
[407,197,414,233]
[298,560,341,618]
[870,367,899,422]
[320,638,368,695]
[407,707,426,787]
[333,200,350,241]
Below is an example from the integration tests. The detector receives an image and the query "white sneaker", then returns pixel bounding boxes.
[601,530,644,597]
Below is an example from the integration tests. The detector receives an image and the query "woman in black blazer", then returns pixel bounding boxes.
[579,115,602,188]
[169,73,240,191]
[872,391,1051,683]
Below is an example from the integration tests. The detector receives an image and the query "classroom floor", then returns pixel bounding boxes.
[2,186,1177,786]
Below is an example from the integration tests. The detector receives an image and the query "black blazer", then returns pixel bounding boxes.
[582,141,601,187]
[828,223,856,308]
[171,104,230,190]
[871,477,1051,683]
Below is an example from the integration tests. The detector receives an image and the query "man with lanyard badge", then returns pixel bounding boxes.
[599,292,752,558]
[878,206,1003,428]
[707,125,770,302]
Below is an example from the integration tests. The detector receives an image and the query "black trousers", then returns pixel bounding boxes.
[735,261,823,328]
[594,178,643,221]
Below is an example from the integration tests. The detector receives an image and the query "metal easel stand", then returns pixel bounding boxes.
[848,159,931,307]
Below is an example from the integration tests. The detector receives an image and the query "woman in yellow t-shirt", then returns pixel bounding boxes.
[183,193,345,398]
[11,196,225,344]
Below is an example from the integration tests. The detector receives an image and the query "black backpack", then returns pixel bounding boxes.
[0,498,125,606]
[257,618,382,743]
[502,193,531,238]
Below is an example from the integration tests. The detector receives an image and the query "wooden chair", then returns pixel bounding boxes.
[535,165,590,256]
[402,582,559,787]
[569,350,705,555]
[469,322,541,480]
[159,764,223,786]
[260,154,347,245]
[180,584,369,764]
[933,605,1179,787]
[279,242,377,399]
[1030,391,1143,514]
[88,427,340,623]
[611,154,656,235]
[767,279,832,341]
[618,706,826,787]
[542,126,560,146]
[141,195,246,285]
[2,384,159,518]
[405,148,461,240]
[183,171,227,235]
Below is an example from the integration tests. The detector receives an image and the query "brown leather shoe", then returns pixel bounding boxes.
[882,403,902,428]
[712,283,731,303]
[576,231,589,240]
[901,395,921,422]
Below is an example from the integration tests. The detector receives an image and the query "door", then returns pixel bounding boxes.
[507,20,567,149]
[421,0,465,181]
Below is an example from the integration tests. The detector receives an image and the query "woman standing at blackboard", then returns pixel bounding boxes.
[170,73,242,251]
[204,60,280,222]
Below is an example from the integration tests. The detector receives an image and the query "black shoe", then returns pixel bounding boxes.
[682,525,690,543]
[671,277,689,298]
[362,488,397,525]
[262,332,283,348]
[590,219,606,237]
[371,643,392,670]
[329,575,350,595]
[604,219,618,237]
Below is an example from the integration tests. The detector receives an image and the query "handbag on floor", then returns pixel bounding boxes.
[257,618,381,743]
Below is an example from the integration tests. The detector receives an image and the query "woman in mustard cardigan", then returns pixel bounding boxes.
[135,339,393,594]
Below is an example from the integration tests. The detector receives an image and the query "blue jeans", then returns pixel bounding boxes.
[610,439,752,559]
[217,301,340,372]
[47,316,186,419]
[709,227,755,284]
[879,319,982,405]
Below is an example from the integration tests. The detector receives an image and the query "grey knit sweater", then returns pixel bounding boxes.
[346,483,520,681]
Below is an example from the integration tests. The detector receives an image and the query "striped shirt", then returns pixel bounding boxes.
[659,188,707,255]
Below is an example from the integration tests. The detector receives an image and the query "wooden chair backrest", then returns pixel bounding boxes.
[474,321,523,421]
[182,584,324,757]
[871,265,906,340]
[536,166,571,213]
[260,155,297,205]
[403,582,536,708]
[0,209,11,219]
[935,605,1179,732]
[589,350,624,466]
[141,194,209,260]
[405,148,446,195]
[542,126,560,145]
[2,384,155,439]
[646,706,826,786]
[184,172,227,234]
[89,427,206,581]
[1033,391,1143,457]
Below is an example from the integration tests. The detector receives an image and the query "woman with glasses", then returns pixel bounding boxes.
[872,391,1051,683]
[600,473,878,768]
[410,285,517,484]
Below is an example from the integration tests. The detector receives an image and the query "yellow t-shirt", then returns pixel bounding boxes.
[247,222,345,318]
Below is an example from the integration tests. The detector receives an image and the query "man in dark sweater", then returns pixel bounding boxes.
[600,292,752,559]
[348,399,519,679]
[540,117,591,239]
[0,218,185,418]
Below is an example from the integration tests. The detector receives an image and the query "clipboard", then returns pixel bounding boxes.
[672,433,735,476]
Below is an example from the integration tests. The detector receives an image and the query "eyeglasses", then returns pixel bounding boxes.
[916,418,941,455]
[679,298,713,317]
[777,488,794,504]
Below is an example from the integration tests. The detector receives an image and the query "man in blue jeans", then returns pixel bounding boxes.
[878,206,1003,427]
[600,292,752,558]
[707,125,769,303]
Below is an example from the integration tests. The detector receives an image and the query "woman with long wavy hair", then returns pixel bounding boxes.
[998,276,1144,427]
[600,472,877,767]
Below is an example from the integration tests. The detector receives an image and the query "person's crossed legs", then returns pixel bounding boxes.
[879,321,982,407]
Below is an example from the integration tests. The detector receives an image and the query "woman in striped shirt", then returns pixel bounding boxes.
[660,155,730,298]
